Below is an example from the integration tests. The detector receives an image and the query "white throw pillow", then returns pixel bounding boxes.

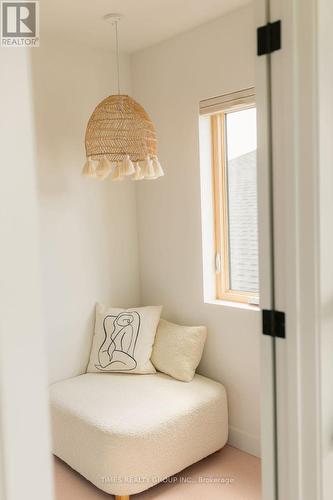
[87,304,162,374]
[151,319,207,382]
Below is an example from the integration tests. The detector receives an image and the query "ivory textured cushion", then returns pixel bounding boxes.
[151,319,207,382]
[87,303,162,374]
[50,373,228,496]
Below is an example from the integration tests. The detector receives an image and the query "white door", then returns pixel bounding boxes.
[256,0,322,499]
[255,1,279,498]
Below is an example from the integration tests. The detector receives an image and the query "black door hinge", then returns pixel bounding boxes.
[257,20,281,56]
[262,309,286,338]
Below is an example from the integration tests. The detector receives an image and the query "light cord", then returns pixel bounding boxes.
[114,20,120,95]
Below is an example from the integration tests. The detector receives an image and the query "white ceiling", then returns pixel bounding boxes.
[41,0,251,53]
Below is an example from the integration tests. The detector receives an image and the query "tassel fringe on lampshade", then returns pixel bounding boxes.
[81,95,164,181]
[82,158,98,178]
[95,156,113,180]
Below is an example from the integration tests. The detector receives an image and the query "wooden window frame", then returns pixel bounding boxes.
[211,101,259,305]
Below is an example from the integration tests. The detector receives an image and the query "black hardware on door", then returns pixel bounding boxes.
[257,20,282,56]
[262,309,286,338]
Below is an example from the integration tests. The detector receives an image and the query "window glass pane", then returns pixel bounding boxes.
[225,107,259,294]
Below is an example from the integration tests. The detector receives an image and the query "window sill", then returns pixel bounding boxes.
[204,298,260,312]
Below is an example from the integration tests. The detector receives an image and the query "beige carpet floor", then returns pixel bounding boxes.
[54,445,261,500]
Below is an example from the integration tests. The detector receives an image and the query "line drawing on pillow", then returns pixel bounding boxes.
[95,311,141,371]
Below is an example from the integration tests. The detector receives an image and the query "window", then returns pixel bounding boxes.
[200,89,259,305]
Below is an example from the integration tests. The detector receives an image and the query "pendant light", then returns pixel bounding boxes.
[82,14,164,181]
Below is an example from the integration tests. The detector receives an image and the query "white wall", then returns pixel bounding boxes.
[132,5,261,456]
[319,0,333,497]
[31,39,141,383]
[0,48,53,500]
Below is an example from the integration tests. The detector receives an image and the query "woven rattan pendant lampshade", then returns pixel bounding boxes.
[82,15,164,182]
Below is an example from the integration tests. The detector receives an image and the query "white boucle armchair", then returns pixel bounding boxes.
[50,371,228,499]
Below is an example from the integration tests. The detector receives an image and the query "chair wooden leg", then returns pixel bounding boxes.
[115,496,129,500]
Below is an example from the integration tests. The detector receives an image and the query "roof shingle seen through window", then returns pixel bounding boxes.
[227,150,259,293]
